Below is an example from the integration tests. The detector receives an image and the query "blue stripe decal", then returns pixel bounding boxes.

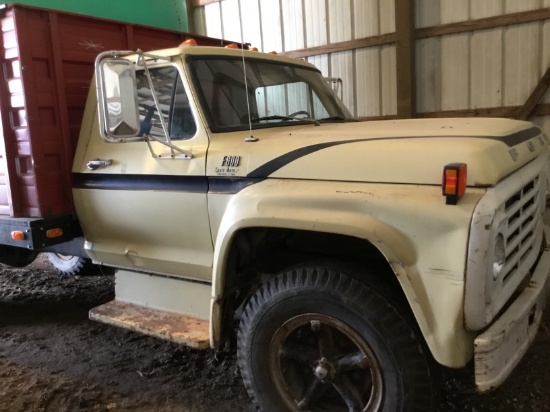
[246,127,542,178]
[73,128,540,185]
[72,173,263,194]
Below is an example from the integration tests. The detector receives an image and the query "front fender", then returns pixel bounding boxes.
[209,179,485,367]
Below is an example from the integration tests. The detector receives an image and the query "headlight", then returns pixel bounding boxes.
[492,234,505,280]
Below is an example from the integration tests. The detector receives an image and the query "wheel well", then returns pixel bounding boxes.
[219,227,415,343]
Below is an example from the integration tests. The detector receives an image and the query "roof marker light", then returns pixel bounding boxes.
[442,163,467,205]
[225,43,239,49]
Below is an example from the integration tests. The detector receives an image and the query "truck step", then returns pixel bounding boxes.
[89,300,210,349]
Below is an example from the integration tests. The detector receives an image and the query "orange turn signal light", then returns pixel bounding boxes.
[46,228,63,239]
[250,47,258,52]
[442,163,467,205]
[11,231,25,241]
[179,38,198,47]
[225,43,239,49]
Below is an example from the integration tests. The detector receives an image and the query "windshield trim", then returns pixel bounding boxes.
[186,54,347,133]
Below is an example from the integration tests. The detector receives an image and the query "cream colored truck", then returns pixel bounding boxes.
[76,44,550,411]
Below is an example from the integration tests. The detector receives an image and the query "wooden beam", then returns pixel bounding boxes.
[282,7,550,59]
[395,0,416,118]
[282,33,396,58]
[534,104,550,116]
[358,104,550,122]
[516,65,550,120]
[416,104,550,119]
[417,7,550,39]
[417,107,518,118]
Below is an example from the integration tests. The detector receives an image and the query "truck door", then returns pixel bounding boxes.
[72,63,213,281]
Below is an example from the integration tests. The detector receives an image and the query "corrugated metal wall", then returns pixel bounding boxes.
[192,0,550,134]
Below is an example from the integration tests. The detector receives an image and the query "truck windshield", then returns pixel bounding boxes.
[187,56,352,132]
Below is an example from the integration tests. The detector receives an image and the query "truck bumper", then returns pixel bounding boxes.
[474,235,550,392]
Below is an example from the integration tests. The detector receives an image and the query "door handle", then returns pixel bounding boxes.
[87,159,112,170]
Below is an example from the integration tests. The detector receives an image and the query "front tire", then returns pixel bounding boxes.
[237,265,434,411]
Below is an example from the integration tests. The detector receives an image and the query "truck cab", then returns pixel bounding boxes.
[76,43,550,411]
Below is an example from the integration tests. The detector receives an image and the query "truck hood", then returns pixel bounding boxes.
[222,118,548,187]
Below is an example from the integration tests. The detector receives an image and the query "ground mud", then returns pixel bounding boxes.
[0,256,548,411]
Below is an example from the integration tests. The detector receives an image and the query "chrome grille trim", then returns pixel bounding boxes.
[501,176,541,283]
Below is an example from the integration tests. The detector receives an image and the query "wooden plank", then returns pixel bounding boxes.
[90,300,210,349]
[417,7,550,39]
[417,104,550,118]
[283,7,550,58]
[357,104,550,121]
[282,33,395,58]
[535,104,550,116]
[517,66,550,120]
[418,107,517,118]
[395,0,416,118]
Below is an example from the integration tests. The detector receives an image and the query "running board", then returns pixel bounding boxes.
[90,300,210,349]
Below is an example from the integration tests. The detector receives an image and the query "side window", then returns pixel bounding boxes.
[136,66,196,140]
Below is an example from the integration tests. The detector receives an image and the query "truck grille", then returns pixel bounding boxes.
[465,153,548,331]
[501,176,543,284]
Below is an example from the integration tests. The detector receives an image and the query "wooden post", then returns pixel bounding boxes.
[395,0,416,119]
[517,65,550,121]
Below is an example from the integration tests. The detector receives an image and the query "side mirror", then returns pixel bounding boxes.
[96,57,140,141]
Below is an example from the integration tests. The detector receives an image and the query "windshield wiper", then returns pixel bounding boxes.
[251,115,320,126]
[319,116,359,122]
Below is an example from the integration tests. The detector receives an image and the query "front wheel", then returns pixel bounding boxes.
[237,265,435,411]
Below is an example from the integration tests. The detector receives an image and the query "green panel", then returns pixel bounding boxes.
[3,1,188,31]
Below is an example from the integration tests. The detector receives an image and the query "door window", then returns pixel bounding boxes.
[136,66,196,140]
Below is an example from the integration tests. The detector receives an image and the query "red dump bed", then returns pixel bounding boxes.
[0,4,230,218]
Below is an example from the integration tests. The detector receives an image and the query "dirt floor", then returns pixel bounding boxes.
[0,256,549,412]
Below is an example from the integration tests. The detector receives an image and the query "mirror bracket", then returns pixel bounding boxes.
[144,135,192,159]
